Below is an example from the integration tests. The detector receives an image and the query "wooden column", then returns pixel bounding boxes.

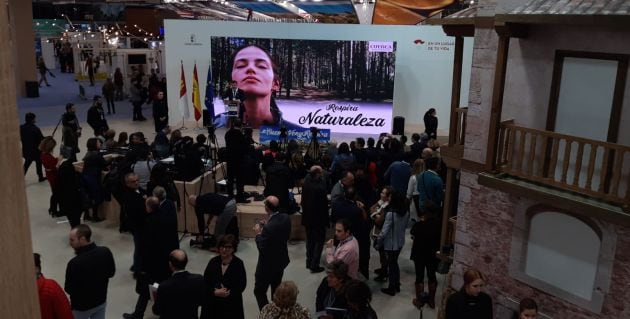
[484,31,511,171]
[0,2,41,318]
[449,36,464,145]
[8,0,37,97]
[440,167,457,249]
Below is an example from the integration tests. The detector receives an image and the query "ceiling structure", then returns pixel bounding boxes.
[36,0,469,25]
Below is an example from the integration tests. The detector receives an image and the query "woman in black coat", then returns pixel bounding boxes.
[423,108,438,139]
[202,235,246,319]
[410,211,441,309]
[445,268,493,319]
[57,159,84,227]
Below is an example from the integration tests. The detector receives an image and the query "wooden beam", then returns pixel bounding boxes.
[449,36,464,145]
[478,173,630,225]
[0,1,41,318]
[485,34,511,171]
[496,14,630,29]
[443,25,475,37]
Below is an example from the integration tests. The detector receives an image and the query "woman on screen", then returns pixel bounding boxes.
[215,44,299,130]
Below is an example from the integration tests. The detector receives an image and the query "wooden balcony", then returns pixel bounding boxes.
[441,107,468,169]
[492,120,630,208]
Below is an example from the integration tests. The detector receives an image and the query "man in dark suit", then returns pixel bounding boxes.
[153,186,179,254]
[153,250,205,319]
[253,196,291,310]
[20,112,45,181]
[124,197,174,319]
[224,119,250,203]
[264,154,292,213]
[301,165,328,273]
[222,80,244,102]
[122,173,147,270]
[87,96,108,136]
[152,91,169,133]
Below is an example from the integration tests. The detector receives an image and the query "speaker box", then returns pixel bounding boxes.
[392,116,405,135]
[25,81,39,98]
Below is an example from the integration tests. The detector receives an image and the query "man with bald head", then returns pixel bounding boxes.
[301,165,328,273]
[152,250,205,319]
[253,195,291,309]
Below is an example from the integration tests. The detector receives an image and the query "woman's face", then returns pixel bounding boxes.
[326,273,343,290]
[520,309,537,319]
[219,243,234,259]
[380,189,391,202]
[231,46,278,97]
[465,278,484,297]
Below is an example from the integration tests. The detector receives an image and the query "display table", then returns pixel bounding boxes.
[173,164,225,233]
[237,186,306,240]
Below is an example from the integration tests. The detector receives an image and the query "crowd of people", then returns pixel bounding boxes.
[22,90,542,318]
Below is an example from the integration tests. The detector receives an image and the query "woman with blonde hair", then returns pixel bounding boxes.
[259,281,310,319]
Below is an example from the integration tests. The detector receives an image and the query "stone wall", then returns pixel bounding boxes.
[452,171,630,318]
[463,27,498,164]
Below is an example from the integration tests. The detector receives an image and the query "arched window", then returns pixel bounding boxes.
[509,204,616,313]
[525,211,600,300]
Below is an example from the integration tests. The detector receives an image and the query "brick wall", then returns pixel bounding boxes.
[452,171,630,318]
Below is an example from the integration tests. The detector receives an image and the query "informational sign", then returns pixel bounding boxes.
[210,37,396,135]
[259,125,331,144]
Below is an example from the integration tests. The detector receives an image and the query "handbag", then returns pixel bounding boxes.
[436,258,452,274]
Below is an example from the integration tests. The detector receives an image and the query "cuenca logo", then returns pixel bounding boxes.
[185,34,202,46]
[368,41,394,53]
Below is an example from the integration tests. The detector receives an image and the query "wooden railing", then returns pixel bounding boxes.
[495,120,630,205]
[449,107,468,146]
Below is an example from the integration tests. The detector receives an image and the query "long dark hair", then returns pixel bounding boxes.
[229,44,282,124]
[424,108,436,121]
[387,191,407,216]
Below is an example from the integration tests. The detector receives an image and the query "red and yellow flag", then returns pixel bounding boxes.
[192,63,202,121]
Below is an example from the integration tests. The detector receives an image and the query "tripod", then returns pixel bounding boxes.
[305,127,321,163]
[204,124,226,192]
[179,179,191,242]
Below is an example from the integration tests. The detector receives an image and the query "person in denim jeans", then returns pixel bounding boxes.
[376,191,409,296]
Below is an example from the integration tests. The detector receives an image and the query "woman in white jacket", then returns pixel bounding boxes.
[377,191,409,296]
[406,159,425,221]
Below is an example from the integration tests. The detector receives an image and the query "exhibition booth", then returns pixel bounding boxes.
[164,20,474,142]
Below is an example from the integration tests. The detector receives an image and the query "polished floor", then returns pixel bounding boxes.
[23,74,443,319]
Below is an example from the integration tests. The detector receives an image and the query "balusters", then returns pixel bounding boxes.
[548,137,560,180]
[507,126,517,173]
[598,148,611,193]
[527,133,537,177]
[610,149,624,196]
[560,139,572,184]
[585,144,598,191]
[517,130,527,173]
[573,142,585,187]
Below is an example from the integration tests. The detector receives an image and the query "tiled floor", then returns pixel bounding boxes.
[23,75,443,319]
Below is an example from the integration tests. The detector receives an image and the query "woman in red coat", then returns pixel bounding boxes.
[40,137,62,216]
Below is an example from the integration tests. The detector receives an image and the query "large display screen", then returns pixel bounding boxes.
[210,37,396,135]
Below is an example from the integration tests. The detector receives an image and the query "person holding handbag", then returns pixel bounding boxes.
[376,191,409,296]
[371,186,392,282]
[416,156,444,215]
